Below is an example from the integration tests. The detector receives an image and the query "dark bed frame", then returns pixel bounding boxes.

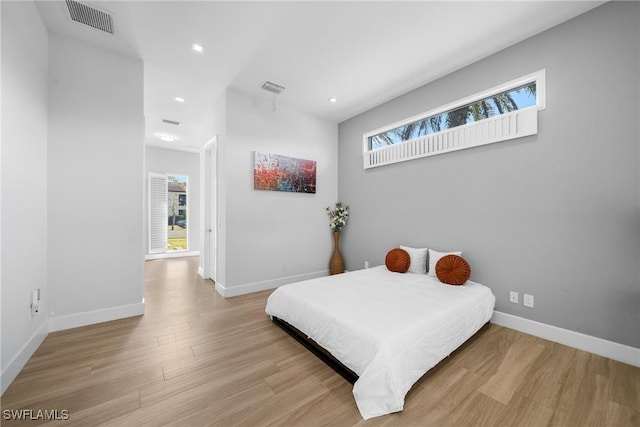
[271,316,359,384]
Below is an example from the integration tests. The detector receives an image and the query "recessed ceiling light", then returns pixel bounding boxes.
[156,132,176,142]
[328,97,337,103]
[192,43,203,53]
[175,97,185,103]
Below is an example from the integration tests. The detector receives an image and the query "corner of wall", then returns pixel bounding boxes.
[47,32,145,322]
[1,0,50,395]
[0,321,48,395]
[49,303,144,333]
[221,89,338,292]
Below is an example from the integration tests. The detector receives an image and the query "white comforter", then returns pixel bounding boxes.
[265,266,495,419]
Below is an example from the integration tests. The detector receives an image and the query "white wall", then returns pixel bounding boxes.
[47,34,145,330]
[0,1,49,393]
[145,146,200,253]
[338,2,639,349]
[216,89,338,295]
[199,92,226,282]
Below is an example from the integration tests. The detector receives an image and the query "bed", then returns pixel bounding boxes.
[265,264,495,419]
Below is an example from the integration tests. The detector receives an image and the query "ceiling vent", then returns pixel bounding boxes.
[65,0,114,35]
[261,81,285,95]
[162,119,181,126]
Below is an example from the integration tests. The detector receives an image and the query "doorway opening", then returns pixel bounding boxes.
[201,136,217,284]
[149,173,189,255]
[167,175,188,251]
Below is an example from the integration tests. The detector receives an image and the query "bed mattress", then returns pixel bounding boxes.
[265,265,495,419]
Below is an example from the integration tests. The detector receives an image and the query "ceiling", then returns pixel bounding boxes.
[34,1,605,152]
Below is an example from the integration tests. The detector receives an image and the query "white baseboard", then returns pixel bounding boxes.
[214,280,225,296]
[145,251,200,260]
[2,302,146,395]
[49,302,145,332]
[1,321,48,395]
[215,270,329,298]
[491,311,640,367]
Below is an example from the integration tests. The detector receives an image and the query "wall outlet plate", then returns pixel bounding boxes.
[509,291,518,304]
[524,294,534,308]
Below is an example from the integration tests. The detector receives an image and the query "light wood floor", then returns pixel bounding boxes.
[2,257,638,426]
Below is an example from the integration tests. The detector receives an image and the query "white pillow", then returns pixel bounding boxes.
[400,246,428,274]
[428,248,462,277]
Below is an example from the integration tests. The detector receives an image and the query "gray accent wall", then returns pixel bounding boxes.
[337,2,639,348]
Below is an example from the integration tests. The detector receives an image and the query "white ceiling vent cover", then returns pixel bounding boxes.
[261,81,285,94]
[66,0,114,34]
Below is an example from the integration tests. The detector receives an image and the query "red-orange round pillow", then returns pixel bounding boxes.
[435,254,471,285]
[385,248,411,273]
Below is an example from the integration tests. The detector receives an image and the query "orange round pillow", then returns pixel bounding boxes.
[385,248,411,273]
[435,254,471,285]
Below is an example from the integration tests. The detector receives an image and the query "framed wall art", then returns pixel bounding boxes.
[254,151,316,193]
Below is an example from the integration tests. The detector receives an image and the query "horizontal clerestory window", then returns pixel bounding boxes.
[363,70,545,168]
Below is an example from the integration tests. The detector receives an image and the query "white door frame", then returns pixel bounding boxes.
[201,136,218,281]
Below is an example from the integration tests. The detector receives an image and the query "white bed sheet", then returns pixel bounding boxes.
[265,265,495,419]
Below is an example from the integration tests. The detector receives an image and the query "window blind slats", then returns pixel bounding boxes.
[149,173,168,253]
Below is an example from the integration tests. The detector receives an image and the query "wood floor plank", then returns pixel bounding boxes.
[9,366,163,420]
[104,374,275,426]
[496,392,555,427]
[478,335,546,404]
[383,367,486,427]
[550,351,610,426]
[605,400,640,427]
[445,323,521,378]
[268,391,355,427]
[266,353,333,394]
[39,391,140,427]
[214,376,331,426]
[514,341,576,410]
[162,382,276,427]
[139,356,279,409]
[446,391,507,426]
[2,256,638,427]
[609,358,640,411]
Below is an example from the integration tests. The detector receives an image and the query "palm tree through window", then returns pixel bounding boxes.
[369,83,536,150]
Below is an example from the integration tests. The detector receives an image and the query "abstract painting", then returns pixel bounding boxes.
[254,151,317,193]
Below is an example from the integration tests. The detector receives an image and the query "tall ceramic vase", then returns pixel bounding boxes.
[329,231,345,275]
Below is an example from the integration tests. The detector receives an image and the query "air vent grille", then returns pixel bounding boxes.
[66,0,114,34]
[261,81,285,94]
[162,119,181,126]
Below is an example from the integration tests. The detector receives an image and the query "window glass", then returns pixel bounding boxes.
[369,82,536,150]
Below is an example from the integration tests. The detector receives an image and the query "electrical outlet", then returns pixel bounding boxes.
[31,289,40,315]
[364,261,369,269]
[509,291,519,304]
[281,264,287,271]
[524,294,534,308]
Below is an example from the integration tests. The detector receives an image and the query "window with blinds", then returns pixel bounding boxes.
[148,173,168,253]
[362,70,546,169]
